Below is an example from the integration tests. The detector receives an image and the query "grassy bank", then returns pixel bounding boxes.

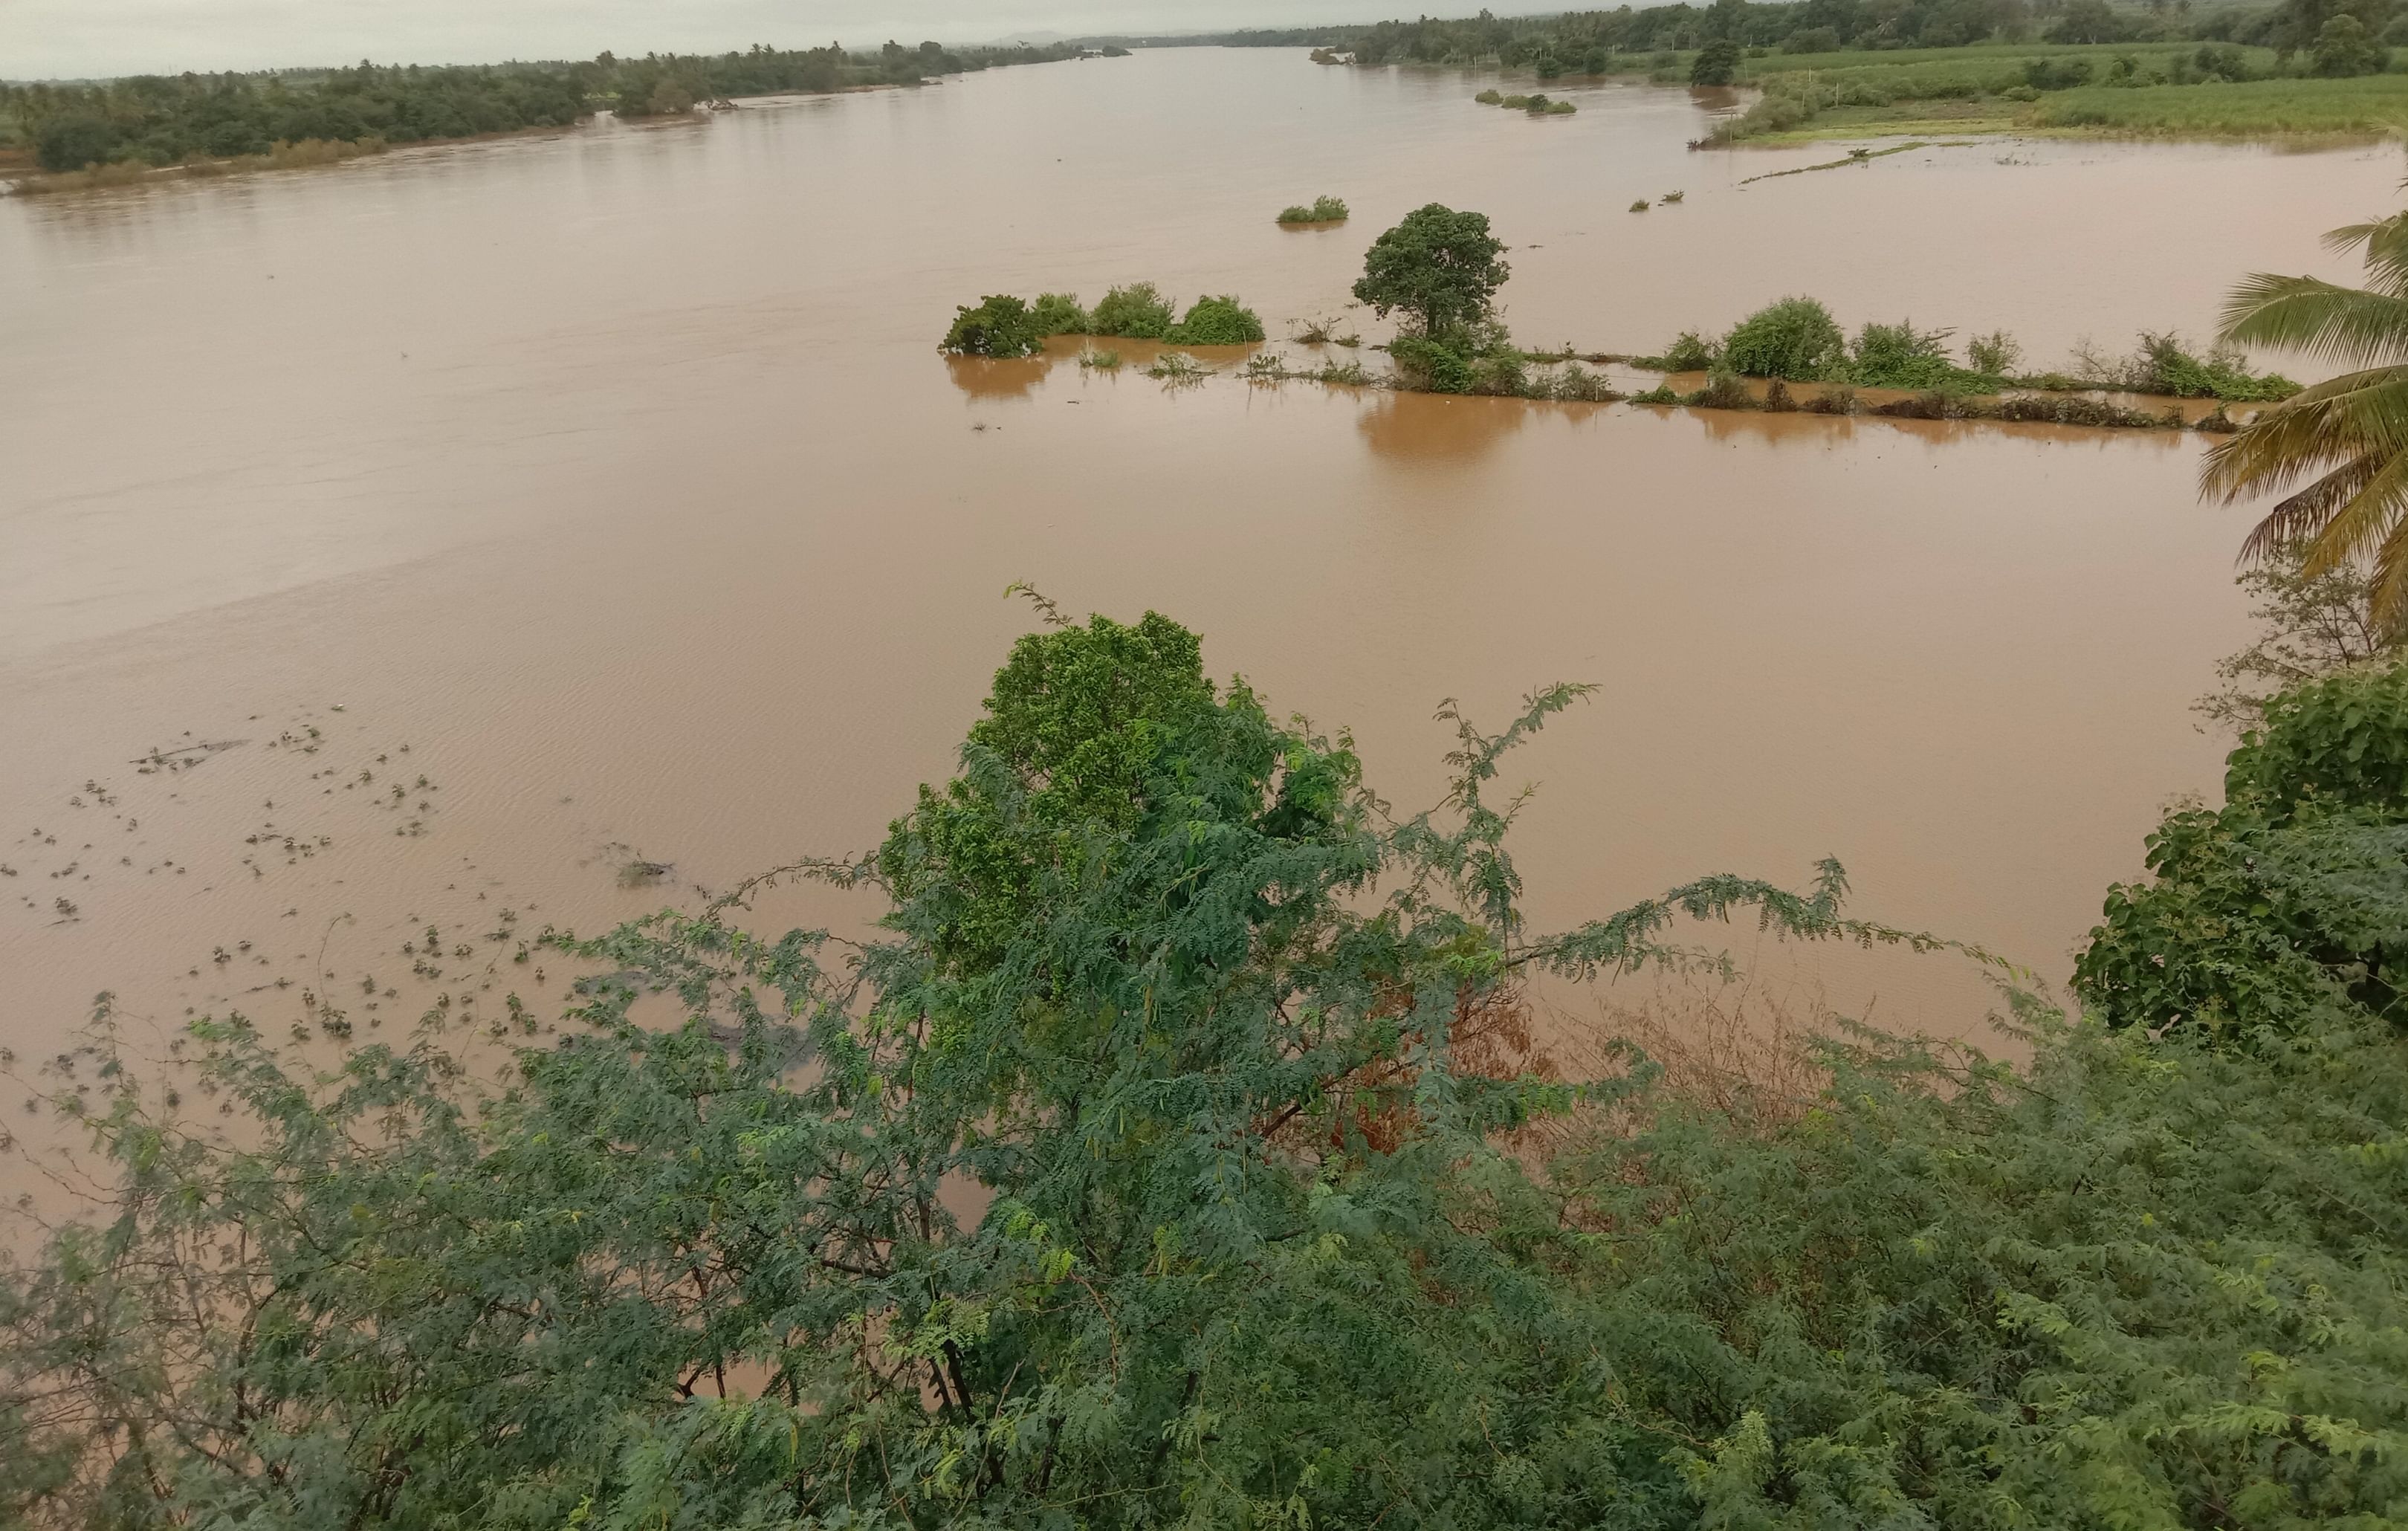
[1705,42,2408,141]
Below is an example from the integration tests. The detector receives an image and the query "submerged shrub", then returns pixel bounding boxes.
[1029,292,1091,336]
[1474,87,1504,103]
[1966,328,2023,375]
[1090,282,1177,340]
[1686,368,1757,409]
[2074,331,2299,401]
[1276,194,1350,224]
[939,294,1045,357]
[1721,296,1846,381]
[1163,295,1266,346]
[1848,320,1958,389]
[1663,329,1718,370]
[1389,332,1477,393]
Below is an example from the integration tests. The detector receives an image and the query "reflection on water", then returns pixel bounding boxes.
[0,45,2395,1079]
[945,353,1061,400]
[1356,390,1532,461]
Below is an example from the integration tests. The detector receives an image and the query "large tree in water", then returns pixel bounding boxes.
[2206,208,2408,628]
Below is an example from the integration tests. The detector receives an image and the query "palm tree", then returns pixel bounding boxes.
[2205,209,2408,629]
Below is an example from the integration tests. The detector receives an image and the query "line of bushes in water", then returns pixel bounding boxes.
[939,286,1267,357]
[1628,372,2247,430]
[1276,195,1350,224]
[1625,297,2298,403]
[1472,88,1579,114]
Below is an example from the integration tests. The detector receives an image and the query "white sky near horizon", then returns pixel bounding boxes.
[3,0,1460,81]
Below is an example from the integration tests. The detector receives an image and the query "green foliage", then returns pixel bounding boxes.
[1691,37,1744,84]
[2078,331,2300,401]
[2312,13,2389,72]
[1029,292,1092,336]
[1276,195,1350,223]
[1846,319,1960,388]
[1720,296,1847,381]
[0,44,1084,174]
[2198,546,2403,734]
[1090,282,1177,340]
[1163,295,1266,345]
[10,614,2408,1530]
[939,295,1046,357]
[1353,204,1510,338]
[2078,659,2408,1038]
[1965,328,2022,374]
[1473,87,1504,103]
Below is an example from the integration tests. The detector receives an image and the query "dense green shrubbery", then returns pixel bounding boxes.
[1163,294,1266,345]
[939,294,1046,357]
[2078,660,2408,1040]
[8,606,2408,1531]
[1720,296,1848,380]
[1029,292,1092,336]
[1090,282,1178,340]
[1276,194,1350,223]
[1845,319,1966,388]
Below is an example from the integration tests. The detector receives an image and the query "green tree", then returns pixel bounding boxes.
[2206,207,2408,627]
[1690,36,1744,83]
[939,294,1045,357]
[2312,10,2391,71]
[1351,204,1511,337]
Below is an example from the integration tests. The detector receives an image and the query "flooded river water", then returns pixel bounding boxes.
[4,48,2403,1081]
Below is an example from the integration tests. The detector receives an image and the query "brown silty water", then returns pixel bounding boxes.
[1,48,2400,1141]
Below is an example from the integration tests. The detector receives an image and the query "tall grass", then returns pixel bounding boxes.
[2033,74,2408,134]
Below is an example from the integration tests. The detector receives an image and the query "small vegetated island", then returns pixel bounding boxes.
[1277,194,1351,224]
[939,202,2298,426]
[0,39,1090,190]
[1224,0,2408,141]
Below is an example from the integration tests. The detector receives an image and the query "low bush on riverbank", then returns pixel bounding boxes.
[1477,90,1577,114]
[1030,292,1093,336]
[10,135,391,193]
[10,601,2407,1530]
[1639,300,2299,401]
[1276,194,1350,223]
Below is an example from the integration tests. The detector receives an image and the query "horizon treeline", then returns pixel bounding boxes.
[1213,0,2349,71]
[1,40,1081,172]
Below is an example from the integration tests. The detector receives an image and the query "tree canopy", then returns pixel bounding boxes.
[1352,204,1511,337]
[7,609,2408,1531]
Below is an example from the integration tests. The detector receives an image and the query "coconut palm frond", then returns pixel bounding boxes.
[2203,367,2408,502]
[2328,209,2408,295]
[2236,455,2384,565]
[2218,276,2408,366]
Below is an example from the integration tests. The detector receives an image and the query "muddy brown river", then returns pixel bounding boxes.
[3,48,2402,1093]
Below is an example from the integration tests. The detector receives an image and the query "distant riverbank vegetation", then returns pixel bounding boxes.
[1472,88,1580,112]
[1624,297,2300,401]
[940,286,1265,355]
[1277,194,1350,223]
[0,39,1084,184]
[1219,0,2408,140]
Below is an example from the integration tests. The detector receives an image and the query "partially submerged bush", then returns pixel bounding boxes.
[1662,329,1717,370]
[1721,296,1846,381]
[1966,328,2023,375]
[2073,331,2299,401]
[939,294,1045,357]
[1847,320,1958,389]
[1029,292,1092,336]
[1164,294,1266,346]
[1277,194,1350,224]
[1090,282,1177,340]
[1474,87,1504,103]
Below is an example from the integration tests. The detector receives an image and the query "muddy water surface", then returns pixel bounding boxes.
[3,48,2402,1096]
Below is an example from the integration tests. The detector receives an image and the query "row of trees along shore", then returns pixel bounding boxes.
[2,41,1083,174]
[1216,0,2399,72]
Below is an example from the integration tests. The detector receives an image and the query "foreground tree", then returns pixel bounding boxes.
[2205,208,2408,627]
[1351,203,1510,337]
[7,606,2408,1530]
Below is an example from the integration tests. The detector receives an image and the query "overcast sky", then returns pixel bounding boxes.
[4,0,1442,80]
